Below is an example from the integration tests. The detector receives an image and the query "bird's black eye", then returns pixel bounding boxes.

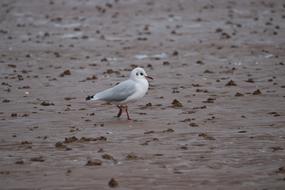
[140,72,144,76]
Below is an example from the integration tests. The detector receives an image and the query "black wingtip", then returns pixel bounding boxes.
[86,95,93,101]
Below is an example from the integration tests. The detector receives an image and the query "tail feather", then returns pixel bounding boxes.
[86,95,94,101]
[86,94,100,101]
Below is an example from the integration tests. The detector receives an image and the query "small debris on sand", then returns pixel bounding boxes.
[171,99,183,108]
[172,50,179,56]
[198,133,216,140]
[145,102,152,107]
[203,98,215,103]
[86,75,98,80]
[21,141,32,145]
[11,113,17,117]
[126,153,139,160]
[270,146,283,152]
[102,154,115,161]
[55,142,67,148]
[86,159,102,166]
[268,112,280,117]
[196,60,204,65]
[162,128,175,133]
[252,89,262,95]
[59,69,71,77]
[15,160,24,164]
[204,69,214,74]
[275,167,285,174]
[2,99,10,103]
[79,136,107,142]
[189,123,199,127]
[235,92,244,97]
[63,136,107,143]
[108,178,119,188]
[163,61,170,65]
[225,80,237,86]
[64,136,78,143]
[180,146,188,150]
[40,101,54,106]
[104,69,120,75]
[66,169,72,174]
[64,97,76,101]
[144,130,155,134]
[246,78,255,83]
[30,156,45,162]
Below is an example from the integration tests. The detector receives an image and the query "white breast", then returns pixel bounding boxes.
[122,78,149,104]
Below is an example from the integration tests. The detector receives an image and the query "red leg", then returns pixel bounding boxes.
[125,105,131,120]
[117,105,122,118]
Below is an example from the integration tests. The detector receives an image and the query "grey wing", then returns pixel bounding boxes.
[95,80,136,102]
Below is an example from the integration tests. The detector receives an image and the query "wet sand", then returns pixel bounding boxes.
[0,0,285,189]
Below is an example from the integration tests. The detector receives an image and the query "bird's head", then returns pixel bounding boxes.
[130,67,153,81]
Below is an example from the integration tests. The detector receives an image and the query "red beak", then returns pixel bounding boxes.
[145,76,153,80]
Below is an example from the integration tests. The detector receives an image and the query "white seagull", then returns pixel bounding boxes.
[86,67,153,120]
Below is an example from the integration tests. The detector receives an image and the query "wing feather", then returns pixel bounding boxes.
[94,80,136,102]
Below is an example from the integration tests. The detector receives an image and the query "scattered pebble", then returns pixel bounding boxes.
[196,89,208,93]
[55,142,67,149]
[80,136,107,142]
[30,156,45,162]
[220,32,231,39]
[11,113,17,117]
[203,98,215,103]
[193,105,207,109]
[252,89,262,95]
[235,92,244,97]
[98,148,104,153]
[180,146,188,150]
[196,60,204,65]
[0,171,10,175]
[66,169,72,174]
[126,153,139,160]
[108,178,119,188]
[64,97,76,101]
[171,99,183,108]
[15,160,24,164]
[162,128,175,133]
[204,69,214,74]
[268,112,280,117]
[64,136,78,143]
[162,61,170,65]
[144,130,155,134]
[189,123,199,127]
[104,69,120,75]
[7,64,16,68]
[41,101,54,106]
[86,159,102,166]
[271,146,283,152]
[2,99,10,103]
[275,167,285,174]
[198,133,216,140]
[21,141,32,145]
[102,154,115,161]
[59,70,71,77]
[225,80,237,86]
[145,102,152,107]
[172,50,179,56]
[63,136,107,143]
[86,75,98,80]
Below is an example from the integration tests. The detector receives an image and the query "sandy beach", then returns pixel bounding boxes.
[0,0,285,189]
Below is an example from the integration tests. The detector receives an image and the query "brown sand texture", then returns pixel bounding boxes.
[0,0,285,189]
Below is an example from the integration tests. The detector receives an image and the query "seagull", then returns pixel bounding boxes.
[86,67,153,120]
